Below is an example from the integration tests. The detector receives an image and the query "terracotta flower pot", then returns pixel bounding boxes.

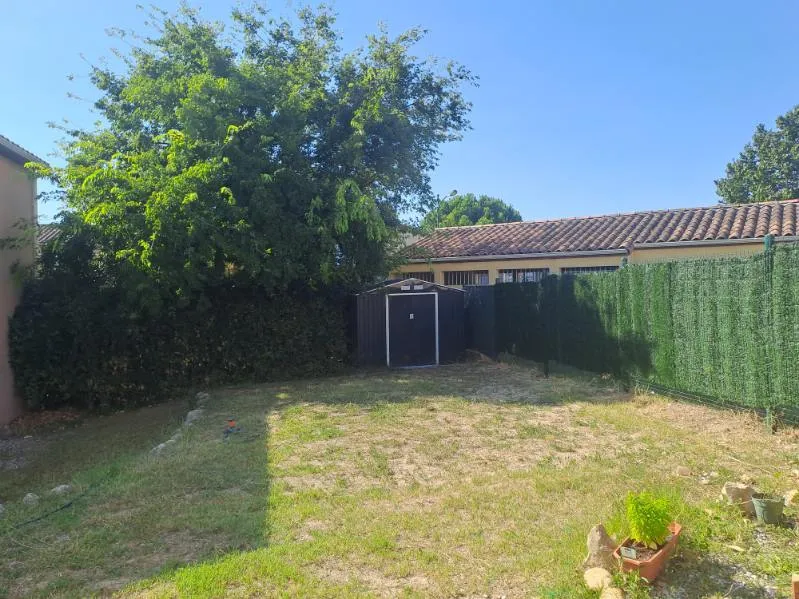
[613,522,682,583]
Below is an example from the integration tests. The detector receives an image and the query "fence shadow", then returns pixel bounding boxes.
[466,278,654,382]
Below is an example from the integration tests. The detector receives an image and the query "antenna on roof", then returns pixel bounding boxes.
[434,189,457,229]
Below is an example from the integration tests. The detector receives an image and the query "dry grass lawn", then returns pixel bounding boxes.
[2,360,799,598]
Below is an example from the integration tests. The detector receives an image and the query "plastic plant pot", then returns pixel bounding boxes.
[613,522,682,583]
[752,493,784,525]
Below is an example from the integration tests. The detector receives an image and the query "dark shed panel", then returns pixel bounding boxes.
[356,293,386,366]
[438,290,464,364]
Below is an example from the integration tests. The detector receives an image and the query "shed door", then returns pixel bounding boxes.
[388,294,437,367]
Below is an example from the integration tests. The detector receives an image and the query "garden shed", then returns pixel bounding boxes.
[356,278,465,367]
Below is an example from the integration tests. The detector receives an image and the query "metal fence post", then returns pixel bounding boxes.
[764,234,775,432]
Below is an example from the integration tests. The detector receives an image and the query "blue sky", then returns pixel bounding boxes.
[3,1,799,223]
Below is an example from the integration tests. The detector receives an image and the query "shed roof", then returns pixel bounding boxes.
[360,278,464,294]
[406,199,799,260]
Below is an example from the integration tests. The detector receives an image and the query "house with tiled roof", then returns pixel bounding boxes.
[0,134,45,424]
[396,200,799,286]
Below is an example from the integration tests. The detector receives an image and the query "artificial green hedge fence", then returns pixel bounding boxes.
[10,283,349,412]
[493,243,799,411]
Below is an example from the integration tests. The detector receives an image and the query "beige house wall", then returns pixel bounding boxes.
[396,239,773,285]
[628,242,763,263]
[397,253,626,284]
[0,154,36,424]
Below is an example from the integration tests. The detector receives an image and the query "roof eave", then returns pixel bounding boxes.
[406,248,629,263]
[0,136,48,167]
[633,236,797,249]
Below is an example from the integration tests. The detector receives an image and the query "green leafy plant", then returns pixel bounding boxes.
[626,492,672,549]
[613,570,652,599]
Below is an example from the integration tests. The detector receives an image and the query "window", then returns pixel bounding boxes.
[561,266,619,276]
[444,270,489,286]
[497,268,550,283]
[404,271,435,283]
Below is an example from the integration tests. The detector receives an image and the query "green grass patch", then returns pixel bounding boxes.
[2,362,798,598]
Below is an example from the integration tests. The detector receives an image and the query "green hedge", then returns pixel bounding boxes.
[10,282,349,411]
[494,244,799,410]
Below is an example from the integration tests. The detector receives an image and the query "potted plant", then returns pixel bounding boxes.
[613,491,682,582]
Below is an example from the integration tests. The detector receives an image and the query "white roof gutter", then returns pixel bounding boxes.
[406,248,629,264]
[633,236,799,249]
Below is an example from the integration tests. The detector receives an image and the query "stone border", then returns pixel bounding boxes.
[150,391,210,455]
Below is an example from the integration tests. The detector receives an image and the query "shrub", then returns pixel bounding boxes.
[626,492,672,549]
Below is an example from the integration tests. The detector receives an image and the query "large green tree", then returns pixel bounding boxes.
[716,105,799,204]
[421,193,521,230]
[35,4,474,305]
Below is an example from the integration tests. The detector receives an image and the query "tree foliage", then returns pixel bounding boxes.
[421,193,521,230]
[10,218,350,410]
[716,105,799,204]
[35,4,474,306]
[10,4,475,410]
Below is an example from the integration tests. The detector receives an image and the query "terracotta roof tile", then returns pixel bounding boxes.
[407,200,799,259]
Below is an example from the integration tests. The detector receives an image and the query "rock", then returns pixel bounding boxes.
[791,468,799,478]
[584,567,613,590]
[153,437,179,454]
[50,484,73,496]
[600,589,624,599]
[784,488,798,506]
[583,524,618,570]
[184,408,204,426]
[722,482,755,517]
[195,392,210,406]
[23,493,39,506]
[675,465,691,476]
[151,443,167,455]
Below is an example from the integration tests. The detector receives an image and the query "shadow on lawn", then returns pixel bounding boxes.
[656,550,776,598]
[0,387,276,598]
[466,278,655,386]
